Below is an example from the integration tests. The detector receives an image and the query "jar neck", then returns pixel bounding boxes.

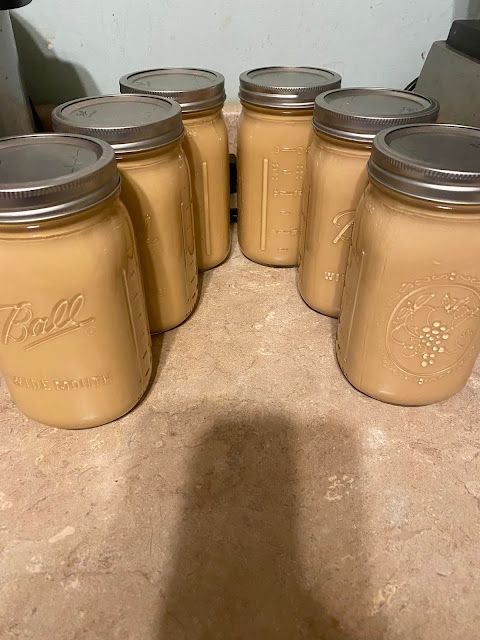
[315,128,372,151]
[241,101,314,118]
[0,192,121,237]
[370,181,480,216]
[115,138,182,163]
[182,105,224,122]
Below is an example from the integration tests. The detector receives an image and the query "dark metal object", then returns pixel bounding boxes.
[448,20,480,62]
[0,0,35,136]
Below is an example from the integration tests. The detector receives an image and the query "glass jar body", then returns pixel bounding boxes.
[0,195,152,428]
[237,103,313,266]
[337,183,480,405]
[182,107,230,271]
[118,141,198,333]
[297,131,371,317]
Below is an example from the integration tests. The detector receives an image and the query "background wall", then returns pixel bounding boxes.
[11,0,480,105]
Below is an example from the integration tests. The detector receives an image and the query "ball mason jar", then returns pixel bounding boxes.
[337,124,480,405]
[0,134,152,429]
[120,68,230,271]
[53,94,197,333]
[297,88,439,317]
[237,66,341,266]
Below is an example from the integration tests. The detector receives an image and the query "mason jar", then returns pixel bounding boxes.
[337,124,480,405]
[52,94,197,333]
[120,68,230,271]
[298,88,439,317]
[237,66,341,266]
[0,134,152,429]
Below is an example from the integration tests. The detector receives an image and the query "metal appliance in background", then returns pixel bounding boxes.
[0,0,34,136]
[416,20,480,126]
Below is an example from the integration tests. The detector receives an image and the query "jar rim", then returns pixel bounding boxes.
[369,124,480,205]
[119,68,226,113]
[313,88,439,142]
[52,94,184,153]
[239,66,341,109]
[0,134,120,223]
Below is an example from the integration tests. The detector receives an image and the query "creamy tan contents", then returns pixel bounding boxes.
[337,184,480,405]
[182,108,230,270]
[297,132,370,317]
[237,105,313,266]
[118,141,198,333]
[0,196,152,429]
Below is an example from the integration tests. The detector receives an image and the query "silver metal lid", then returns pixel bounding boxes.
[239,66,342,110]
[119,68,226,113]
[369,124,480,205]
[314,88,439,142]
[52,94,183,153]
[0,134,119,223]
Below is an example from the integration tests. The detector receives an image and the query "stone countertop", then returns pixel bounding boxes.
[1,230,479,640]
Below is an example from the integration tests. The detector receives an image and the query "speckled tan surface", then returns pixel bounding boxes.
[224,102,241,154]
[1,231,479,639]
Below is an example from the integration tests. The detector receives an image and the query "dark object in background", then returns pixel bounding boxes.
[0,0,35,136]
[448,20,480,61]
[416,20,480,126]
[404,77,418,91]
[0,1,32,6]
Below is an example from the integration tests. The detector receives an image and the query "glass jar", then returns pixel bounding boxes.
[120,68,230,271]
[237,66,341,266]
[337,124,480,405]
[0,134,152,429]
[298,88,439,317]
[52,94,197,333]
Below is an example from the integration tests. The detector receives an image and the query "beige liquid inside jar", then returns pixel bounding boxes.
[298,88,439,317]
[337,124,480,406]
[53,94,197,333]
[0,134,152,429]
[120,68,230,271]
[237,66,341,267]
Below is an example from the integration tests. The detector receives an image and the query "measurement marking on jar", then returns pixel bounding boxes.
[273,189,303,198]
[271,165,304,177]
[122,268,142,383]
[345,250,366,360]
[202,161,212,256]
[274,228,298,236]
[180,201,192,301]
[260,158,269,251]
[274,146,304,154]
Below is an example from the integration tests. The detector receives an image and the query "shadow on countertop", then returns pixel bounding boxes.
[155,410,386,639]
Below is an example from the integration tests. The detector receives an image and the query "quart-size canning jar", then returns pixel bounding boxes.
[120,68,230,271]
[337,124,480,405]
[297,88,439,317]
[237,66,341,266]
[53,94,197,333]
[0,134,152,428]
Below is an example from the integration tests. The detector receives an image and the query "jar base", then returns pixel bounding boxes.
[335,349,459,406]
[198,245,231,272]
[20,388,148,430]
[239,245,297,268]
[297,286,339,318]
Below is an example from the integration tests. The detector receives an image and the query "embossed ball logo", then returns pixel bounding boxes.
[387,280,480,378]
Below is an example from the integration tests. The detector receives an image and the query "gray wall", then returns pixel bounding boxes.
[11,0,473,105]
